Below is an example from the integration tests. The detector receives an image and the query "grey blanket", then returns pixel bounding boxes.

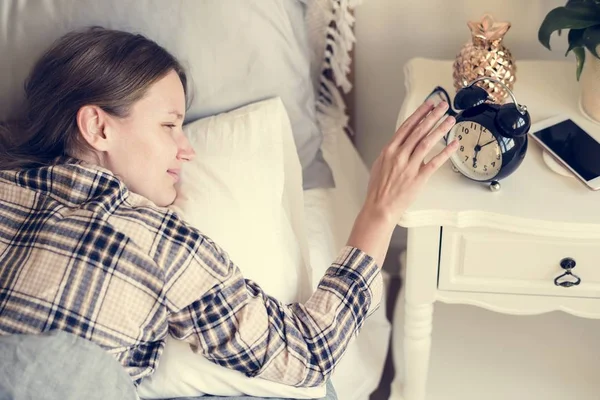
[0,331,337,400]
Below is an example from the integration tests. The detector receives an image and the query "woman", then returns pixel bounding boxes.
[0,27,457,399]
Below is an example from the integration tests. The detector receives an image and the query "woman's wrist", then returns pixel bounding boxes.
[346,205,397,269]
[357,202,398,229]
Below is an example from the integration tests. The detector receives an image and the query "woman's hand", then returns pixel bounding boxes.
[347,100,458,268]
[364,100,458,224]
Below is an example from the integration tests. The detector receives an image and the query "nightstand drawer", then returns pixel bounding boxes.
[438,227,600,298]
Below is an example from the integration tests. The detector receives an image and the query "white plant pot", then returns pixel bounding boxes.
[579,48,600,124]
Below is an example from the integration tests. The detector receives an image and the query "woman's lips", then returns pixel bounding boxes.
[167,169,180,182]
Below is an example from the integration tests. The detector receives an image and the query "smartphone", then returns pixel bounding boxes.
[529,115,600,191]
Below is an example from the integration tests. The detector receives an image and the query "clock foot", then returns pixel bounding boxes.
[489,180,501,192]
[451,164,460,173]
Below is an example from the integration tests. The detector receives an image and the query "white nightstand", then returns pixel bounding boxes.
[389,58,600,400]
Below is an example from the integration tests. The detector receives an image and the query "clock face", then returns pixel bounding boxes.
[447,121,503,181]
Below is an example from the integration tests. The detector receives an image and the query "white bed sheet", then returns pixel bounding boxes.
[304,126,392,400]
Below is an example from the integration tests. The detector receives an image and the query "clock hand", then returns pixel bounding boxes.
[476,125,483,146]
[480,139,497,148]
[472,126,484,168]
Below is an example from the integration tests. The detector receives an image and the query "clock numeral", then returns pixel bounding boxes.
[461,127,470,134]
[460,146,464,152]
[491,162,496,167]
[464,155,469,162]
[496,154,501,160]
[471,122,476,130]
[458,135,463,140]
[484,165,488,172]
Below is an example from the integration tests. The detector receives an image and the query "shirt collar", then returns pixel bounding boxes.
[0,156,130,206]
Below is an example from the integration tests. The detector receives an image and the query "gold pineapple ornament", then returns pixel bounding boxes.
[453,14,516,103]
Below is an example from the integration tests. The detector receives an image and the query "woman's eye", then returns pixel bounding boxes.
[163,124,176,130]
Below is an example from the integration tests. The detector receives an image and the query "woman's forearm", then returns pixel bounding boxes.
[346,207,396,269]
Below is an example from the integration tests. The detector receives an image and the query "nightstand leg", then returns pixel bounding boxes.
[390,226,440,400]
[403,301,434,400]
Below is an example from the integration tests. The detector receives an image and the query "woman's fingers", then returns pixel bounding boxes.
[419,138,459,181]
[400,101,449,155]
[388,100,436,148]
[409,115,456,165]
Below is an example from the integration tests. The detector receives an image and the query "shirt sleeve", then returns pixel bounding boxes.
[162,214,383,388]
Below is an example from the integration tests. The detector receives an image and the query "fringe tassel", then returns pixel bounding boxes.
[315,0,363,140]
[316,78,350,147]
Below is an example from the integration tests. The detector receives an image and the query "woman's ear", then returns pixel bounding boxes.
[76,105,110,152]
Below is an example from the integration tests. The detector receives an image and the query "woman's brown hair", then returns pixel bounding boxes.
[0,26,189,170]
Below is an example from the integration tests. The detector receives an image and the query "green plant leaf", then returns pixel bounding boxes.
[567,0,593,5]
[566,28,586,55]
[538,5,600,50]
[565,1,600,11]
[574,46,586,80]
[567,0,600,6]
[583,25,600,57]
[565,0,600,8]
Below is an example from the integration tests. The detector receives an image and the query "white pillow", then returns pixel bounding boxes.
[137,98,324,399]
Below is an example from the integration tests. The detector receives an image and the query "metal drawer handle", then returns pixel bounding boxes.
[554,257,581,288]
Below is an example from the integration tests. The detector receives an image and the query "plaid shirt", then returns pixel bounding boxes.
[0,158,383,387]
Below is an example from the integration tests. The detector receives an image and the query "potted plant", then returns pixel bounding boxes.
[538,0,600,121]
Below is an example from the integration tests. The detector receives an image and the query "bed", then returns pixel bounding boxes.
[0,1,391,399]
[304,118,392,400]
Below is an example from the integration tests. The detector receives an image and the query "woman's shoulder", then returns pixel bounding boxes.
[0,157,130,209]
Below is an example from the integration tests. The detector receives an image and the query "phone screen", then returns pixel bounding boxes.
[532,119,600,181]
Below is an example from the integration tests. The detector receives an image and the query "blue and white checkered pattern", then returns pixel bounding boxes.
[0,158,382,387]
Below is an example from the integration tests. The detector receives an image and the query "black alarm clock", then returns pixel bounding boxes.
[428,77,531,191]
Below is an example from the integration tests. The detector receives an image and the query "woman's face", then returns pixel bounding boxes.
[100,70,195,207]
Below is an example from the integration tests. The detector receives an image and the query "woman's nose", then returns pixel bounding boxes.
[176,133,196,162]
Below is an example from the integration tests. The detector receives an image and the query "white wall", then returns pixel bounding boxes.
[351,0,571,263]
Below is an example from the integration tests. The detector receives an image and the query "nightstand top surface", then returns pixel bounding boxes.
[397,58,600,232]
